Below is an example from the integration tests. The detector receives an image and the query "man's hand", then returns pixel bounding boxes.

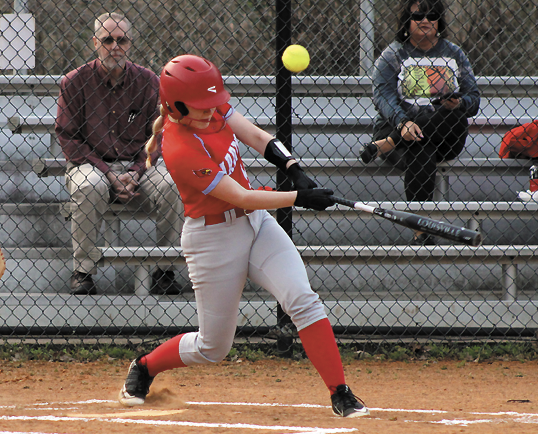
[107,171,140,203]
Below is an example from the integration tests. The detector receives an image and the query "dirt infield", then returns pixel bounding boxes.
[0,358,537,433]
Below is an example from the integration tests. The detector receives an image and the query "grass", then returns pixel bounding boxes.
[0,340,537,363]
[0,343,137,363]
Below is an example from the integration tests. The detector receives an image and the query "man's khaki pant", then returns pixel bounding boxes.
[66,161,182,274]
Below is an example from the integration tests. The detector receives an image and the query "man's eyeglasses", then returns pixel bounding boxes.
[99,36,131,46]
[410,12,440,22]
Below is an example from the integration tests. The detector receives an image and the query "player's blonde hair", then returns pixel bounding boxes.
[145,105,166,168]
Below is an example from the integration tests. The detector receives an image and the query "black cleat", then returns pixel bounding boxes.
[331,384,370,417]
[118,356,154,406]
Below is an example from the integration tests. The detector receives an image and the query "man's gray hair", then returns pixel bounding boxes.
[94,12,132,37]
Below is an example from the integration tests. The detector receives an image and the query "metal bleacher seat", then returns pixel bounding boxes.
[2,75,538,300]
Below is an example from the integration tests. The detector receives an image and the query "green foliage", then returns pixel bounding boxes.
[0,343,138,362]
[384,345,413,361]
[426,344,454,360]
[423,342,538,362]
[459,344,493,361]
[227,347,270,362]
[339,346,359,363]
[0,341,536,363]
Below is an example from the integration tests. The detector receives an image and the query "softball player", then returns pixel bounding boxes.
[118,54,369,418]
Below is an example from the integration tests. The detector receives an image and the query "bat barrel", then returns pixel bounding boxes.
[330,196,482,246]
[375,208,482,246]
[411,214,482,246]
[419,222,482,246]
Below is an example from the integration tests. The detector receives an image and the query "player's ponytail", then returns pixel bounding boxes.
[145,104,166,168]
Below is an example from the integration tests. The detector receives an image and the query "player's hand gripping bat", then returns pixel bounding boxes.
[331,196,482,246]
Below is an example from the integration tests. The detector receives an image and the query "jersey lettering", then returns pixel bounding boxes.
[219,136,241,175]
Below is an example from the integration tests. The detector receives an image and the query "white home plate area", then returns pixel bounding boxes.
[0,399,538,433]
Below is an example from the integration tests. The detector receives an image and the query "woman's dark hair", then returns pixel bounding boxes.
[396,0,448,43]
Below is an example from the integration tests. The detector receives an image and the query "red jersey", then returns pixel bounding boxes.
[161,103,252,218]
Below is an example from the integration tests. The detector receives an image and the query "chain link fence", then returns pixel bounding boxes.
[1,0,538,348]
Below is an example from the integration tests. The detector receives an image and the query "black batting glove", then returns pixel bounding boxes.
[294,188,335,211]
[286,163,317,190]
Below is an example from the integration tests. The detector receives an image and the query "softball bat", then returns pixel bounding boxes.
[331,196,482,246]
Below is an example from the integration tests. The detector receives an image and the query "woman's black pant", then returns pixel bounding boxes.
[373,108,468,201]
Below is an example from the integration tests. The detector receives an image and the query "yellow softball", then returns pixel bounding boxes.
[282,45,310,73]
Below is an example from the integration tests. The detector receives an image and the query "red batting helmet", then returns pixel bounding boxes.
[159,55,230,119]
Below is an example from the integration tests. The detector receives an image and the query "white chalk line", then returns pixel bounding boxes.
[32,399,112,405]
[0,415,357,433]
[0,432,63,434]
[186,401,452,416]
[2,399,538,429]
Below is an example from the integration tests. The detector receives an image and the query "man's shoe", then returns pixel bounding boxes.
[331,384,370,417]
[359,142,378,164]
[150,269,182,295]
[118,356,154,406]
[70,271,97,295]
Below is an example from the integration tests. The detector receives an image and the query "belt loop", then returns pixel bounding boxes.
[224,209,234,225]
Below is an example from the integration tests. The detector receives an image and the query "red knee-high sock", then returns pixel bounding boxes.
[140,334,186,377]
[298,318,345,395]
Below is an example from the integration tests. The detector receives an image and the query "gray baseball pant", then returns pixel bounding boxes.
[178,209,327,366]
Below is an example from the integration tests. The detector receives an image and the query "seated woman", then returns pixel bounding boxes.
[360,0,480,244]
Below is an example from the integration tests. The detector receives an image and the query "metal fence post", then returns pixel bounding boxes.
[360,0,375,75]
[275,0,294,357]
[13,0,29,75]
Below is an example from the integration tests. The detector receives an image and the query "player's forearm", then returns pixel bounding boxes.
[237,189,297,210]
[210,176,297,210]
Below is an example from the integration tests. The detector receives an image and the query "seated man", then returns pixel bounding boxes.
[56,12,183,295]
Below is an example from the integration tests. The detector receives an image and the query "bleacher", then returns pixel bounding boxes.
[1,75,538,330]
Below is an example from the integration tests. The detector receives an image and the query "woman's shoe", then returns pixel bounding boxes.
[359,142,378,164]
[412,233,436,246]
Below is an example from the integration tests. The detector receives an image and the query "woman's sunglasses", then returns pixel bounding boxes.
[410,12,441,22]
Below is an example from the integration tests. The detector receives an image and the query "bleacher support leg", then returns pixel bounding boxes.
[104,218,121,247]
[134,265,151,296]
[501,264,517,301]
[434,173,448,201]
[466,218,481,232]
[104,218,121,292]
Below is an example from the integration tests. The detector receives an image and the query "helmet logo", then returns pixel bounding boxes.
[208,86,217,93]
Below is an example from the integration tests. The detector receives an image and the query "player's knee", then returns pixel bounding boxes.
[198,345,232,364]
[179,331,234,366]
[75,183,109,204]
[285,293,326,330]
